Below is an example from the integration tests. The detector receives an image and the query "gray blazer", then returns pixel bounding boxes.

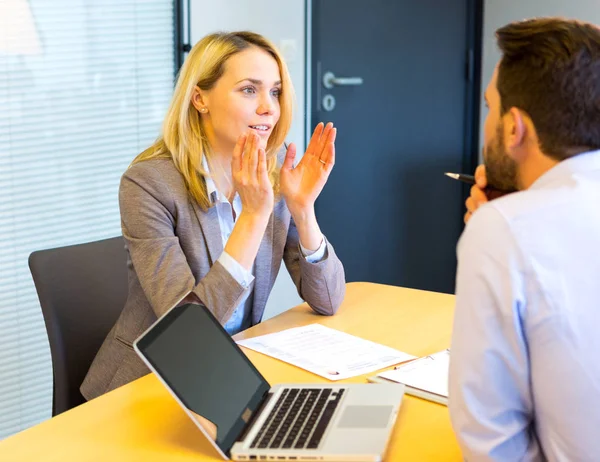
[81,158,346,400]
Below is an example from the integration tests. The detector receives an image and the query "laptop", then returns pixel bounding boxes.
[134,303,405,461]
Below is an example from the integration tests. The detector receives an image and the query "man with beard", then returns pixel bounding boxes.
[449,18,600,461]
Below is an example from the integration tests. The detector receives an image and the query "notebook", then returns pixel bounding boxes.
[368,350,450,405]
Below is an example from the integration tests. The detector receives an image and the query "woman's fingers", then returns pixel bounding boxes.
[244,132,258,180]
[316,122,334,157]
[234,134,274,217]
[306,122,324,158]
[304,122,335,164]
[232,133,247,173]
[249,133,259,179]
[328,125,337,144]
[282,143,297,171]
[320,128,336,167]
[258,148,269,183]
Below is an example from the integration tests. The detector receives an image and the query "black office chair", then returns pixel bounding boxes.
[28,236,128,416]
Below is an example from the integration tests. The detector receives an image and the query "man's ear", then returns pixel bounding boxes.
[191,86,209,113]
[504,107,527,159]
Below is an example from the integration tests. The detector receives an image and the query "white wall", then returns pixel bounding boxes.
[190,1,307,319]
[480,1,600,147]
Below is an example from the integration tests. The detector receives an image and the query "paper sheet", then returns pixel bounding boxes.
[236,323,416,381]
[379,350,449,397]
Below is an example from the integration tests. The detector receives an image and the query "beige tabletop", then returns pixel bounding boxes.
[0,282,462,461]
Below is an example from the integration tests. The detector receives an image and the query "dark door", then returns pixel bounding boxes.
[312,0,481,293]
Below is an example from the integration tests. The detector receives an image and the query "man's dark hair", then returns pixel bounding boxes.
[496,17,600,160]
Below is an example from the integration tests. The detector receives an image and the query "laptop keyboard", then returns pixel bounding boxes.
[250,388,345,450]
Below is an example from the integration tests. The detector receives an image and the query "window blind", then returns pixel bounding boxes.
[0,0,175,438]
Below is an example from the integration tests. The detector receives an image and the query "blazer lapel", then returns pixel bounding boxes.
[192,201,223,266]
[252,212,274,325]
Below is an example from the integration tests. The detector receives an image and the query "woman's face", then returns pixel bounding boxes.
[194,46,282,155]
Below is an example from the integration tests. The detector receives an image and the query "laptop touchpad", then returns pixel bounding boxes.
[337,405,393,429]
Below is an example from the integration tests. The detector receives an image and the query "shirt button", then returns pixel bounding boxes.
[241,281,247,288]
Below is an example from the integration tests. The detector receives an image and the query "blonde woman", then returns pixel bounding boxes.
[81,31,346,400]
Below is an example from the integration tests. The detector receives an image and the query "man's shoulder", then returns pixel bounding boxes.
[490,188,564,224]
[461,184,585,261]
[461,202,512,252]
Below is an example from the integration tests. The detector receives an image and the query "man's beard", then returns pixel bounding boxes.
[483,123,519,192]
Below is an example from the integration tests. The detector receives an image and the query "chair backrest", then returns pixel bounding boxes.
[28,237,128,416]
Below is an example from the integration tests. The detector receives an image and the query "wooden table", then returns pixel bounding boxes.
[0,282,461,461]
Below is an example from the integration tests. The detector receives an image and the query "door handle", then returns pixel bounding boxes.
[323,71,364,89]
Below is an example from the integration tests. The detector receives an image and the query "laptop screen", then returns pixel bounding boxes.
[135,303,270,456]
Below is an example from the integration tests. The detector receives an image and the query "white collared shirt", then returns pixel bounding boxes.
[450,150,600,461]
[202,156,326,335]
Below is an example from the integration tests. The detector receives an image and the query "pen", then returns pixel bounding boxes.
[393,358,418,370]
[445,172,510,199]
[444,172,476,185]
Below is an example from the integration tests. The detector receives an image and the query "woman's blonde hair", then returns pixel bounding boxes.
[132,31,294,210]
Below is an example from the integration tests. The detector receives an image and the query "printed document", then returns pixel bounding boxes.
[236,324,415,380]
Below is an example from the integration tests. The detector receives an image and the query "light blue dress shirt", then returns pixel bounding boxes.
[450,150,600,462]
[202,158,327,335]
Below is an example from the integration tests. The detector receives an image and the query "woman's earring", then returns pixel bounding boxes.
[200,107,208,113]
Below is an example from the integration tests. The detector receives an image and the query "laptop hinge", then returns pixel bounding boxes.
[236,390,273,443]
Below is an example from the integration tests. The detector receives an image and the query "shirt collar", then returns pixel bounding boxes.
[530,149,600,190]
[202,156,240,206]
[201,156,219,204]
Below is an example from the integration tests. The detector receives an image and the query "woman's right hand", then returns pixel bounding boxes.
[232,131,274,219]
[224,131,274,271]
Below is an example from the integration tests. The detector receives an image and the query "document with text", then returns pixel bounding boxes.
[236,324,416,381]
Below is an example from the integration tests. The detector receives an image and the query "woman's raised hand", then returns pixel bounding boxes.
[280,122,336,216]
[232,131,274,219]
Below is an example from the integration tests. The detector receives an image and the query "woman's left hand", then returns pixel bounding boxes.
[280,122,336,216]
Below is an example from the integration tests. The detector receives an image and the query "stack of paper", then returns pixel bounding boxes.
[371,350,450,405]
[236,324,416,381]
